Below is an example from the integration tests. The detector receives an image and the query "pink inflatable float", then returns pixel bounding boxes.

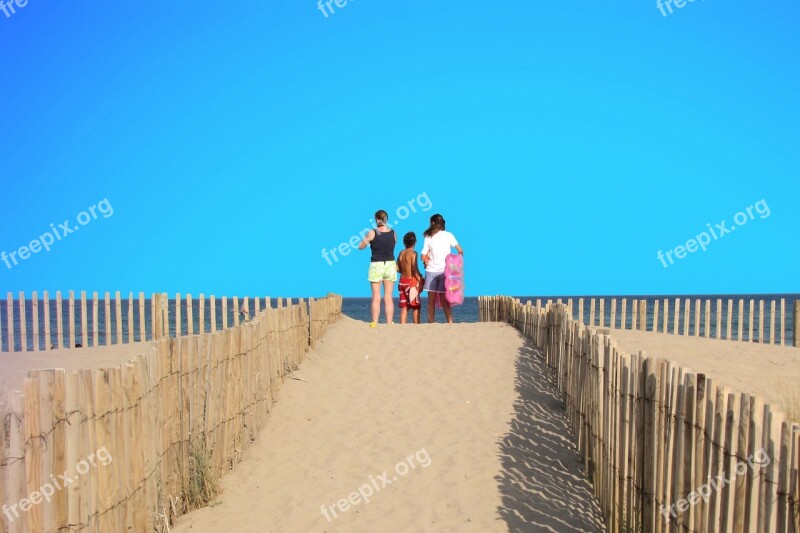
[444,253,464,306]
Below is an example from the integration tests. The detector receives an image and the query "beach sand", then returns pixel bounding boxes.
[0,341,151,407]
[172,316,606,532]
[606,328,800,418]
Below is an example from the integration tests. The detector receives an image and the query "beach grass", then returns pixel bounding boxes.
[184,443,220,511]
[778,383,800,423]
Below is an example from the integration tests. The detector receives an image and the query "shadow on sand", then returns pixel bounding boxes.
[496,340,607,532]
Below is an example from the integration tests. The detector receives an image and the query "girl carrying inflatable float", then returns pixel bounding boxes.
[421,213,464,323]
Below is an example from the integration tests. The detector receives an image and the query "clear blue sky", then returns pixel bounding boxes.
[1,0,798,297]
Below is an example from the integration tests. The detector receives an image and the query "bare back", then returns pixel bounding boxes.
[397,248,419,279]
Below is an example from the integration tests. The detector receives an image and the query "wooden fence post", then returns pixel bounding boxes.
[5,292,13,351]
[726,298,733,340]
[683,298,692,336]
[44,290,51,351]
[138,292,146,342]
[611,299,617,329]
[104,291,111,345]
[694,299,701,337]
[93,291,100,347]
[69,290,77,347]
[653,300,659,333]
[638,299,647,331]
[57,291,64,349]
[18,292,27,351]
[115,291,123,344]
[186,293,194,336]
[794,300,799,348]
[32,291,40,351]
[127,292,134,344]
[621,299,627,330]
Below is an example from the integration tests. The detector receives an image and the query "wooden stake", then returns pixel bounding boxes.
[653,299,660,333]
[44,290,51,351]
[138,292,146,342]
[222,296,228,330]
[638,299,647,331]
[738,299,744,342]
[32,291,40,351]
[694,299,701,336]
[611,298,617,329]
[726,298,733,340]
[199,293,205,334]
[115,291,123,345]
[187,293,193,335]
[621,299,627,330]
[57,291,64,349]
[18,292,27,350]
[211,295,217,333]
[104,291,111,345]
[81,291,88,347]
[683,298,690,336]
[127,292,134,344]
[769,300,776,345]
[92,291,100,347]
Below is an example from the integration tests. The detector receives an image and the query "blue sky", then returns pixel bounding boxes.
[0,0,798,297]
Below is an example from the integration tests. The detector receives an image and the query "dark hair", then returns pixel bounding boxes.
[403,232,416,247]
[423,214,445,238]
[374,210,388,226]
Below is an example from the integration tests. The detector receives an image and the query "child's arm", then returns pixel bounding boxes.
[413,252,424,283]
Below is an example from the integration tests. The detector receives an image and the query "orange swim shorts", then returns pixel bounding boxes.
[398,277,421,309]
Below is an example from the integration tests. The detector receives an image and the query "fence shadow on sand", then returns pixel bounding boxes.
[496,340,607,532]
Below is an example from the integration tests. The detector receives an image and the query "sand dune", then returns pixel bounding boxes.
[172,316,605,532]
[607,328,800,415]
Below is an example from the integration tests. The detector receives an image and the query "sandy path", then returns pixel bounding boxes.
[172,317,605,533]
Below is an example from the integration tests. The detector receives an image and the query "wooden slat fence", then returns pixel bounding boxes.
[0,294,341,532]
[496,296,799,347]
[0,293,335,352]
[308,293,343,348]
[479,296,800,533]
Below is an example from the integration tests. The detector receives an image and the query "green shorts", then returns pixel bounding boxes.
[368,261,398,283]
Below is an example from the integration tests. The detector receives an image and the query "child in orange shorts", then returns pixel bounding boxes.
[396,232,424,324]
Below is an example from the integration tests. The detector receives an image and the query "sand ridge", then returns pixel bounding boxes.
[172,316,605,532]
[606,328,800,415]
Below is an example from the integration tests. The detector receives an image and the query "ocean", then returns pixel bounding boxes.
[342,294,798,345]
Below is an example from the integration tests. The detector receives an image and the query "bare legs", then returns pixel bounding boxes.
[427,292,453,323]
[370,280,395,324]
[440,292,453,323]
[370,282,381,324]
[383,279,395,323]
